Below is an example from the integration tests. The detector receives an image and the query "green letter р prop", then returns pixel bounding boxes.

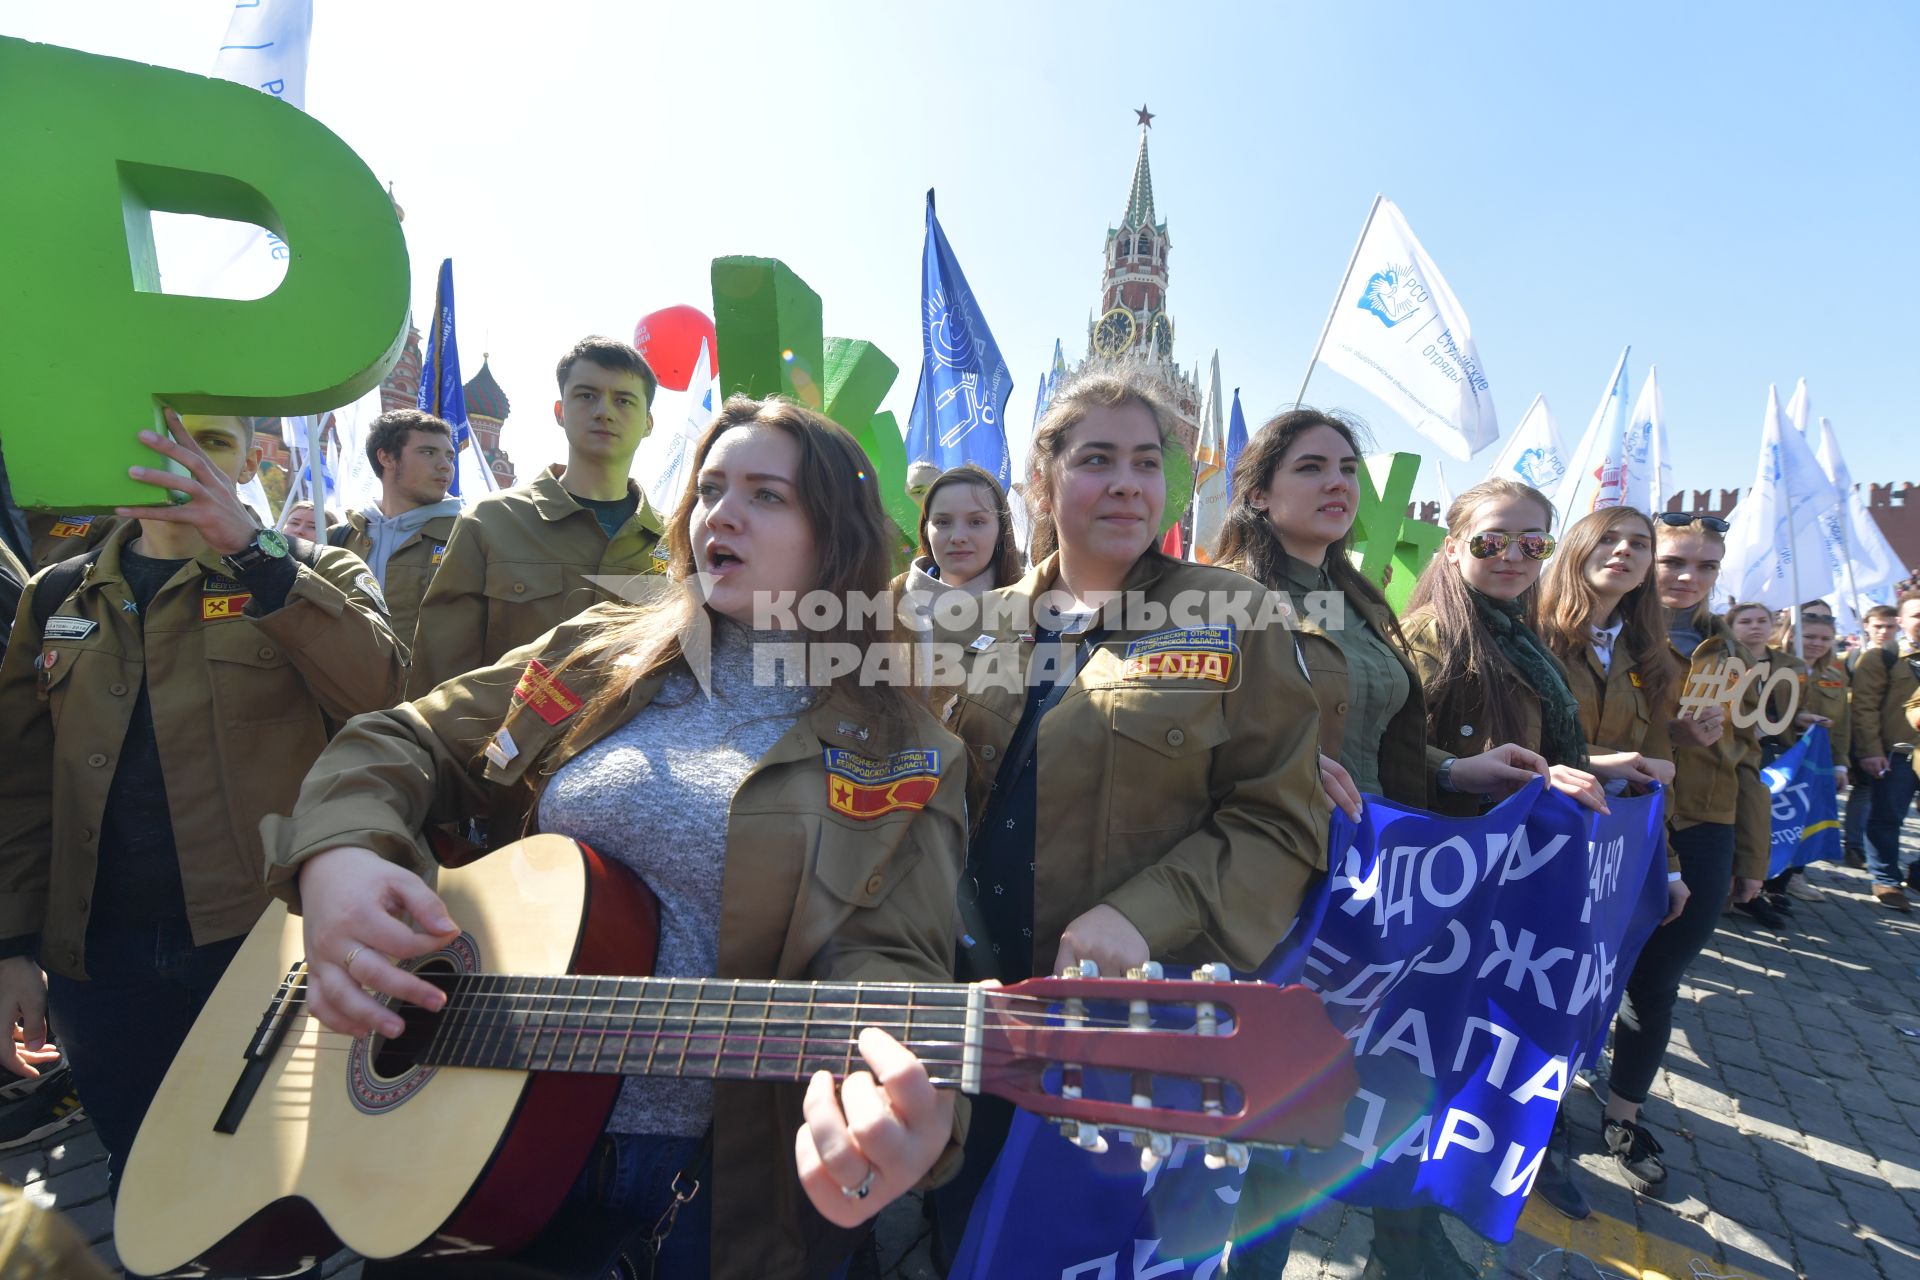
[0,37,409,512]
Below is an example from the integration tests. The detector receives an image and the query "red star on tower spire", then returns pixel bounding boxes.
[1135,103,1154,128]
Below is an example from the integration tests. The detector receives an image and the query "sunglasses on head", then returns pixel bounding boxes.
[1467,531,1556,560]
[1654,512,1731,533]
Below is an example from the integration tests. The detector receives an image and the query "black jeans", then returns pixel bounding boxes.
[45,917,243,1194]
[1607,822,1734,1106]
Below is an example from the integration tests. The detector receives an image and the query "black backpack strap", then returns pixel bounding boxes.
[326,524,351,549]
[29,547,104,640]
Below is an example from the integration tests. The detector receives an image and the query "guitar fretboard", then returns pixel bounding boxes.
[402,975,984,1091]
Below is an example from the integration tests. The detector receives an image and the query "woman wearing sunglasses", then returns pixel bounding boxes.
[1383,479,1607,1262]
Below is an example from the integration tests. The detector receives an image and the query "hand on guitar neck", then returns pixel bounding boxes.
[294,844,949,1227]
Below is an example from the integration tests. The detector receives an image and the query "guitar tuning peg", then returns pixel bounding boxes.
[1193,962,1230,983]
[1058,1120,1108,1153]
[1137,1131,1173,1174]
[1060,959,1100,979]
[1125,961,1164,981]
[1203,1141,1251,1172]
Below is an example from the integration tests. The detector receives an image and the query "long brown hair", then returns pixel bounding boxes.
[1655,518,1728,638]
[916,463,1022,588]
[1404,477,1556,749]
[1212,406,1406,650]
[1538,507,1674,712]
[546,394,908,758]
[1025,366,1177,562]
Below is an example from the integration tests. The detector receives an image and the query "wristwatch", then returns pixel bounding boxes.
[221,527,291,576]
[1436,756,1459,793]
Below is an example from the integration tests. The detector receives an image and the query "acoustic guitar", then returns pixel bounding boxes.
[116,835,1356,1278]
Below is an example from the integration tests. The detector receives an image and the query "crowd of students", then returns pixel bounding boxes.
[0,347,1915,1279]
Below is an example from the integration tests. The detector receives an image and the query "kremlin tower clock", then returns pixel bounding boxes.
[1084,106,1202,452]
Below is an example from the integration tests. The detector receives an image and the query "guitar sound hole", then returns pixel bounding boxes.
[369,960,458,1081]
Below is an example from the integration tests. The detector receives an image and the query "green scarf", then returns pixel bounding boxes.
[1473,591,1588,767]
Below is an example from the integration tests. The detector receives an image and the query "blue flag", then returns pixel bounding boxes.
[419,258,472,496]
[905,191,1013,487]
[1225,388,1249,498]
[951,781,1670,1272]
[1765,725,1844,876]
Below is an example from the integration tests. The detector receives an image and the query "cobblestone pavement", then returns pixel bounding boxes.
[7,817,1917,1279]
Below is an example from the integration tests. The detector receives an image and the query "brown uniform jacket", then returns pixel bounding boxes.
[26,512,118,570]
[1800,653,1850,761]
[332,508,459,667]
[1666,626,1769,878]
[1564,633,1680,871]
[0,521,404,977]
[1221,556,1429,806]
[1850,641,1920,760]
[932,552,1329,975]
[405,465,664,698]
[261,604,968,1279]
[1399,609,1558,818]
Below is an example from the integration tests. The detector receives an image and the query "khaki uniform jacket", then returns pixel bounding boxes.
[1565,636,1680,872]
[1800,654,1850,760]
[261,604,968,1280]
[1400,610,1553,818]
[1666,627,1769,879]
[0,521,404,977]
[1850,641,1920,760]
[334,508,459,665]
[932,553,1329,975]
[1221,557,1429,806]
[406,465,664,698]
[27,512,118,571]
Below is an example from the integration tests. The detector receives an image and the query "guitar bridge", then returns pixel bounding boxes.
[214,961,307,1135]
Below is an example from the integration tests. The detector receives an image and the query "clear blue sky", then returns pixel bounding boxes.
[7,0,1917,505]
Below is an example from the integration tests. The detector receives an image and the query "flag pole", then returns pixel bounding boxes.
[1294,193,1382,409]
[303,415,327,541]
[1559,346,1630,523]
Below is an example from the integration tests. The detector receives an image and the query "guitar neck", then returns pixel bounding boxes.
[407,974,984,1093]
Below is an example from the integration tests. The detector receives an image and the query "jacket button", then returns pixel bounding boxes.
[77,896,88,913]
[981,744,998,760]
[1335,700,1350,716]
[81,828,93,843]
[86,752,108,768]
[258,646,276,661]
[108,682,127,696]
[513,582,527,595]
[865,875,885,896]
[1166,728,1186,747]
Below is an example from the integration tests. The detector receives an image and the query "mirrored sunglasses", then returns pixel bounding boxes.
[1653,512,1731,533]
[1468,531,1556,561]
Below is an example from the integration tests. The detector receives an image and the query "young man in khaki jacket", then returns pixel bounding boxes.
[0,411,405,1188]
[1853,592,1920,907]
[405,337,665,697]
[327,407,462,663]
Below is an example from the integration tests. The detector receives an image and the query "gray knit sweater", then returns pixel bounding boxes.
[537,620,815,1136]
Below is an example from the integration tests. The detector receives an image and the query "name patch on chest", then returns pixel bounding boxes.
[823,748,941,819]
[1121,625,1236,683]
[513,659,583,725]
[41,615,98,641]
[47,515,95,538]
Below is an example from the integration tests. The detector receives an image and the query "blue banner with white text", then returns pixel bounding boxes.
[1765,725,1843,877]
[950,781,1669,1274]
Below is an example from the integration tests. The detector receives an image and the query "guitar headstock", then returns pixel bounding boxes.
[974,962,1357,1172]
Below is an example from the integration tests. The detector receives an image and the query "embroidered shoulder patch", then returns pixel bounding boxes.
[202,593,251,620]
[823,747,941,819]
[354,571,389,614]
[41,616,98,641]
[47,515,95,538]
[513,659,583,726]
[1121,624,1237,683]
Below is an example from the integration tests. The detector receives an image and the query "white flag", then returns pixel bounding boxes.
[1317,198,1498,461]
[632,339,715,513]
[1784,377,1812,438]
[329,387,389,515]
[1483,394,1571,502]
[1618,366,1673,516]
[1720,386,1841,608]
[154,0,315,301]
[1549,348,1629,527]
[1190,352,1228,563]
[1814,416,1907,615]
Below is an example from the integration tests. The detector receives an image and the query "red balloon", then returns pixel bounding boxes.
[632,304,718,392]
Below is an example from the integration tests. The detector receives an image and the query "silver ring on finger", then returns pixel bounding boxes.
[343,945,365,976]
[839,1166,876,1200]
